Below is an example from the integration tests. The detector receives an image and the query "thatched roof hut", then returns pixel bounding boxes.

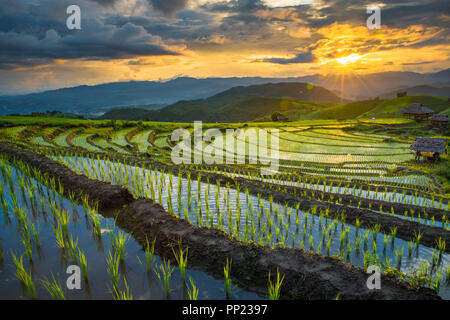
[400,103,435,118]
[430,114,448,123]
[410,137,446,160]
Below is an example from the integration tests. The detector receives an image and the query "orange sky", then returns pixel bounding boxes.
[0,0,449,94]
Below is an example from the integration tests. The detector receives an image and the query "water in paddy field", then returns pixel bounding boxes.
[0,163,261,300]
[57,156,450,299]
[218,172,447,211]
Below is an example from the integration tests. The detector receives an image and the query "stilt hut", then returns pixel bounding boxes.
[430,114,449,128]
[400,103,435,121]
[410,137,446,161]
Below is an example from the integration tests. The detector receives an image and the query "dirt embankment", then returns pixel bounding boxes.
[0,142,441,300]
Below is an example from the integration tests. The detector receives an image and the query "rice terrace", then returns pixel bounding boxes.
[0,110,449,301]
[0,0,449,308]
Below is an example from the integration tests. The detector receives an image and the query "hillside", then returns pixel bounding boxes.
[380,85,450,99]
[305,96,450,120]
[100,97,333,123]
[100,82,342,122]
[0,77,295,116]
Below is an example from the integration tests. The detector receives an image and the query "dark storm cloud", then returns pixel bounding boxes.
[200,0,449,30]
[262,50,316,64]
[89,0,120,6]
[0,0,182,69]
[306,0,450,28]
[0,22,180,70]
[148,0,188,16]
[201,0,265,13]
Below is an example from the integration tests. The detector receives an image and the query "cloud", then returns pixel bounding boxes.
[402,61,433,66]
[148,0,188,16]
[262,50,316,64]
[89,0,119,6]
[0,22,180,70]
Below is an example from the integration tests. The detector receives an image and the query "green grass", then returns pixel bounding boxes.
[305,96,449,120]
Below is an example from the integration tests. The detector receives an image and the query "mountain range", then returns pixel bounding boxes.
[0,69,448,117]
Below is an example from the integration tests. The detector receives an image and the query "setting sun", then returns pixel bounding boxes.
[335,53,363,65]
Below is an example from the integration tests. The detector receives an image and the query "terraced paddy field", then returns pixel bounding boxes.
[0,117,449,300]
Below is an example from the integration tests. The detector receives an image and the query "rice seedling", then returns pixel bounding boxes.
[395,248,404,268]
[52,222,66,250]
[112,276,133,300]
[106,251,121,290]
[172,239,188,281]
[383,235,389,252]
[187,277,199,300]
[12,253,36,299]
[436,238,446,259]
[390,227,397,245]
[407,241,415,257]
[40,273,66,300]
[154,259,175,298]
[78,249,88,282]
[21,234,33,261]
[110,229,129,261]
[414,231,423,248]
[268,268,285,300]
[138,237,156,272]
[66,235,79,262]
[223,258,233,298]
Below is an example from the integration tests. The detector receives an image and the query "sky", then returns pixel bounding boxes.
[0,0,448,95]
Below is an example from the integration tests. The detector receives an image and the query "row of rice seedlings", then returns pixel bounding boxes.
[219,169,445,211]
[49,154,450,294]
[204,161,436,198]
[49,155,442,258]
[0,156,100,298]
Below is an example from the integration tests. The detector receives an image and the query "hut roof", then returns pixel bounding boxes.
[430,114,449,122]
[409,137,446,153]
[400,103,435,115]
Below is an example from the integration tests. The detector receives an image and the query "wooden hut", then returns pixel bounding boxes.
[410,137,446,161]
[400,103,435,121]
[430,114,449,128]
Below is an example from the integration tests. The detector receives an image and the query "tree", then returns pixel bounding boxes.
[271,111,285,122]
